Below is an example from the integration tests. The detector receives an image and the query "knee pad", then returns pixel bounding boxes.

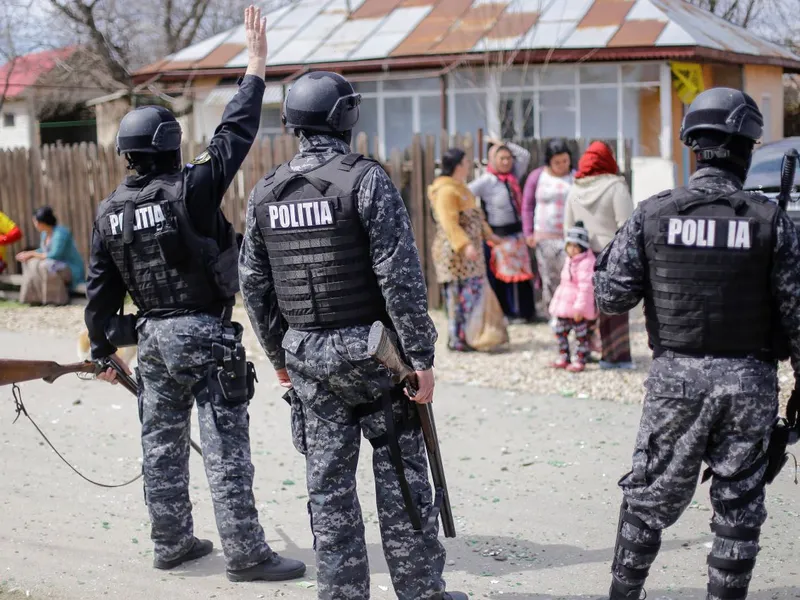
[707,523,760,600]
[612,503,662,584]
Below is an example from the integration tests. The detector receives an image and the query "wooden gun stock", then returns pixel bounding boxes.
[367,321,456,538]
[0,359,100,387]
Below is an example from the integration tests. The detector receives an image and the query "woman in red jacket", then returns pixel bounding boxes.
[0,211,23,274]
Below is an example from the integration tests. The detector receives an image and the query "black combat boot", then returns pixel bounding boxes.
[226,551,307,582]
[153,537,214,570]
[607,576,644,600]
[443,592,469,600]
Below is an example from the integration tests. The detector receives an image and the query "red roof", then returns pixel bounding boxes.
[0,47,76,99]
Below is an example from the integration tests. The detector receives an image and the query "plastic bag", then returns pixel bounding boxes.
[465,278,509,351]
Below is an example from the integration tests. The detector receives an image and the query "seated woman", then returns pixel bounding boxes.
[0,211,23,274]
[16,206,85,306]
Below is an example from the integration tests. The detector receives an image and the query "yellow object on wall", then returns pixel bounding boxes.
[671,62,705,105]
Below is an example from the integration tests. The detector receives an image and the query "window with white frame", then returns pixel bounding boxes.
[258,106,283,138]
[448,62,663,162]
[351,77,442,159]
[2,113,14,127]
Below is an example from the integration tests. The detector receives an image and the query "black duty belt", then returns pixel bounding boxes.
[653,347,776,364]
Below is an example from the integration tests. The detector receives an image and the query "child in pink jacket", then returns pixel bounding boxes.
[548,221,597,372]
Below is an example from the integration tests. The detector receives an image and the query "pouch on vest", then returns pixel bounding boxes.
[210,223,241,297]
[154,203,190,266]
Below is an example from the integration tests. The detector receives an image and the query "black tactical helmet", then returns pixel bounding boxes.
[680,87,763,146]
[282,71,361,133]
[116,105,182,155]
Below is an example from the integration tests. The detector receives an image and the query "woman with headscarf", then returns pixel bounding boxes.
[468,138,534,323]
[16,206,85,305]
[429,148,508,352]
[521,138,575,312]
[565,141,634,369]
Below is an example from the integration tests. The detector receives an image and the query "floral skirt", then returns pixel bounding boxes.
[444,276,508,352]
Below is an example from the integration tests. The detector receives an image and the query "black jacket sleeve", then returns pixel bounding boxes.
[84,221,127,359]
[184,75,266,236]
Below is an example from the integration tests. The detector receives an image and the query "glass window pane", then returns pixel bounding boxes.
[385,97,413,154]
[539,65,574,86]
[540,89,576,138]
[580,65,618,84]
[501,67,535,88]
[453,92,487,156]
[621,63,660,83]
[500,95,516,139]
[452,68,486,90]
[580,88,618,141]
[260,107,282,129]
[622,86,660,157]
[521,98,535,138]
[353,96,378,152]
[353,81,378,94]
[383,77,440,92]
[419,96,443,154]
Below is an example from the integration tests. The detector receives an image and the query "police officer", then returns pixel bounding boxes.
[84,6,306,582]
[239,71,467,600]
[594,87,800,600]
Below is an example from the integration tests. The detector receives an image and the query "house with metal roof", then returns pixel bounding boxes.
[132,0,800,185]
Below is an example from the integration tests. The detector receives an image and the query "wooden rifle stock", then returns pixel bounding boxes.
[367,321,456,538]
[0,359,101,387]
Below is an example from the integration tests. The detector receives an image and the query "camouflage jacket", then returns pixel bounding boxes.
[239,133,437,371]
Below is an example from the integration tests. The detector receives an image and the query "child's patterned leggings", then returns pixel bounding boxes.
[554,317,589,364]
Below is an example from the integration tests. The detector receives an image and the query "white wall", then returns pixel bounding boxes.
[0,101,34,150]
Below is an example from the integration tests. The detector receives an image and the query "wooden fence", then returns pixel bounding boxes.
[0,132,631,309]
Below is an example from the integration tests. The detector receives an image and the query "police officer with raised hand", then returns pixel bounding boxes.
[84,5,306,583]
[239,71,467,600]
[594,87,800,600]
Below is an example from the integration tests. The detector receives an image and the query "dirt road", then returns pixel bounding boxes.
[1,329,798,599]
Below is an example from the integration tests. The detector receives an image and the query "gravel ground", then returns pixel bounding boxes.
[0,298,793,409]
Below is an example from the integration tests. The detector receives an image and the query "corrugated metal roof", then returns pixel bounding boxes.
[136,0,800,76]
[204,84,284,106]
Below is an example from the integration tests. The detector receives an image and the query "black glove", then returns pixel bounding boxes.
[787,377,800,429]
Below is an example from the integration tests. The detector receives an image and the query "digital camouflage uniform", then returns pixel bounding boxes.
[239,133,447,599]
[594,167,800,600]
[85,75,276,571]
[136,314,272,570]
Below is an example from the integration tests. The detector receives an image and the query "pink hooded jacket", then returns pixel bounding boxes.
[548,250,598,321]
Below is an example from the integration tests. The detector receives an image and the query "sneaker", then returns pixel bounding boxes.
[566,362,585,373]
[153,537,213,570]
[551,358,569,369]
[226,552,307,582]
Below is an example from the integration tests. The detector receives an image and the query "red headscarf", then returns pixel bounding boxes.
[575,141,619,179]
[486,165,523,212]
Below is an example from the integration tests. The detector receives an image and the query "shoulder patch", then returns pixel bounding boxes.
[190,150,211,165]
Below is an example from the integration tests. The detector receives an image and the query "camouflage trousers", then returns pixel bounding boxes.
[136,314,272,570]
[612,355,778,600]
[282,326,447,600]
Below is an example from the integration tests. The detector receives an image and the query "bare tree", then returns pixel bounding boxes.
[0,0,39,114]
[43,0,275,88]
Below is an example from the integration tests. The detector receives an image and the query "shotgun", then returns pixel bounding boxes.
[777,148,799,212]
[367,321,456,538]
[0,356,202,456]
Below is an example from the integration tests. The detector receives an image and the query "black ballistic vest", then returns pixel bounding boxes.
[96,172,239,315]
[253,153,388,330]
[641,186,786,359]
